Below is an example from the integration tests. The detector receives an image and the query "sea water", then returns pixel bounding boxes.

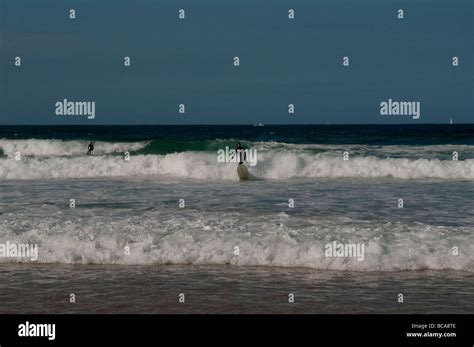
[0,125,473,313]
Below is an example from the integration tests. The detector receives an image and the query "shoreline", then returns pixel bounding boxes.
[1,263,472,314]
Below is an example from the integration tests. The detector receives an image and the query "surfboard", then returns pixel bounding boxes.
[237,163,249,180]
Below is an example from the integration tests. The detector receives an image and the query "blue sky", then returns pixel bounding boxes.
[0,0,472,124]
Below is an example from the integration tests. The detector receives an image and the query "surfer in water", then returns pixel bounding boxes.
[87,142,94,156]
[234,143,250,180]
[235,142,246,164]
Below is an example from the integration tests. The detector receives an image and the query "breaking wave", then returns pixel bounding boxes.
[0,212,472,271]
[0,139,473,180]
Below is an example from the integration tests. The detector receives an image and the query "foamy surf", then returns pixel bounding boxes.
[0,151,473,180]
[0,139,148,157]
[0,212,472,272]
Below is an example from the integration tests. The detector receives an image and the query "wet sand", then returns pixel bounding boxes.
[0,263,472,314]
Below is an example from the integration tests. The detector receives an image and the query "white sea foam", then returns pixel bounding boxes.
[0,151,472,180]
[0,213,471,271]
[0,139,148,157]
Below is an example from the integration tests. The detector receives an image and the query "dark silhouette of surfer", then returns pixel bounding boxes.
[235,143,246,164]
[87,142,94,156]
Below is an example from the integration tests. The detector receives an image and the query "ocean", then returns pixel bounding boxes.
[0,124,473,313]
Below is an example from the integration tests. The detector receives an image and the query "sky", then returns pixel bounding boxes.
[0,0,472,125]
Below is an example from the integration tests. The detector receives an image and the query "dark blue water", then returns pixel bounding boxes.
[1,124,473,145]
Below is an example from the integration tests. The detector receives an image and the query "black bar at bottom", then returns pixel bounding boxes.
[0,314,472,346]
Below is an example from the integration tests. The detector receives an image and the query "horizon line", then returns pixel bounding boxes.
[0,123,472,126]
